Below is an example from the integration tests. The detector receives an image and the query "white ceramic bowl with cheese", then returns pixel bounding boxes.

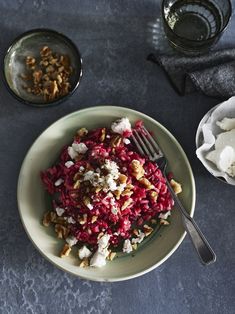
[196,97,235,186]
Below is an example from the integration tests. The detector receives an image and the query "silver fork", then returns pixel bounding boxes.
[132,125,216,265]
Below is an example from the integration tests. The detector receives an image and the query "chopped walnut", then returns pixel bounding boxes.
[138,177,154,190]
[119,174,127,184]
[131,160,145,180]
[73,180,80,189]
[143,224,153,236]
[20,46,73,102]
[55,224,69,239]
[150,191,158,202]
[91,216,98,223]
[107,252,116,261]
[121,189,133,197]
[26,56,36,67]
[160,219,170,226]
[77,128,88,137]
[132,243,138,250]
[110,135,122,147]
[170,179,182,194]
[121,198,133,211]
[100,128,106,142]
[113,189,122,200]
[42,211,52,227]
[79,258,89,267]
[78,214,87,225]
[60,244,71,257]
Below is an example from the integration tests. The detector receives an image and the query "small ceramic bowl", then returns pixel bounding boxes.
[3,29,82,107]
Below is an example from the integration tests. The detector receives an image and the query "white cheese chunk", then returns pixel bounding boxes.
[65,161,74,168]
[90,250,107,267]
[111,117,132,135]
[54,178,64,186]
[78,245,92,259]
[159,211,171,220]
[72,142,88,154]
[216,118,235,131]
[68,146,78,159]
[55,207,65,216]
[123,239,133,253]
[66,236,78,247]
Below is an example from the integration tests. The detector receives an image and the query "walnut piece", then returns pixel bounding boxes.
[170,179,182,194]
[77,128,88,137]
[110,135,122,147]
[143,224,153,236]
[79,258,89,267]
[60,244,71,257]
[100,128,106,142]
[121,198,133,211]
[138,177,154,190]
[131,160,145,180]
[55,224,69,239]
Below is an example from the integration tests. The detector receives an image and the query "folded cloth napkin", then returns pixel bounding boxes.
[147,48,235,99]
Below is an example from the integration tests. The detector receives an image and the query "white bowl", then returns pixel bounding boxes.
[17,106,195,282]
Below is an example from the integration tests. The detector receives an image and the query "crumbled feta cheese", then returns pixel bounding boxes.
[68,146,78,159]
[87,203,94,210]
[216,118,235,131]
[105,174,117,191]
[79,166,85,172]
[72,142,88,154]
[66,236,78,247]
[54,178,64,186]
[110,197,116,206]
[78,245,92,259]
[67,216,76,224]
[55,207,65,216]
[65,161,74,168]
[159,211,171,220]
[106,134,110,138]
[131,231,145,244]
[123,138,131,145]
[90,250,107,267]
[90,234,110,268]
[103,159,119,178]
[206,128,235,177]
[111,117,132,135]
[83,170,95,181]
[123,239,133,253]
[98,234,110,250]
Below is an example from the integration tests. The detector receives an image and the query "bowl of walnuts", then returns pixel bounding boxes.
[3,28,82,107]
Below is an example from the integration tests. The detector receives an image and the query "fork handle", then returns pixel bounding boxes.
[165,180,216,265]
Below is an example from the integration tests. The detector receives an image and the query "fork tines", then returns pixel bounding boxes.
[131,125,163,161]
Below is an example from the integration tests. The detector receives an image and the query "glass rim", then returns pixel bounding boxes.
[161,0,232,44]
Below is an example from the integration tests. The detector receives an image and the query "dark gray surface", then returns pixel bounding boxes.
[0,1,235,314]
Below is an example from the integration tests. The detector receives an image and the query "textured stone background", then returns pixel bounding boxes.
[0,1,235,313]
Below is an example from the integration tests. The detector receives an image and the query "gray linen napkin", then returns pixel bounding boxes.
[147,49,235,99]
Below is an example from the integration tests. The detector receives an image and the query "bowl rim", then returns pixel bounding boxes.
[161,0,232,44]
[17,105,196,281]
[2,28,83,107]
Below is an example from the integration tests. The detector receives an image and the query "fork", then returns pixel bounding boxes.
[131,125,216,265]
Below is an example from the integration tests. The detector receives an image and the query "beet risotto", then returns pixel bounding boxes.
[41,117,182,268]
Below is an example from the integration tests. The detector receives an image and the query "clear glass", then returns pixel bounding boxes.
[162,0,232,55]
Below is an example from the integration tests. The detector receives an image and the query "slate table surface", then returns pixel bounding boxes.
[0,1,235,313]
